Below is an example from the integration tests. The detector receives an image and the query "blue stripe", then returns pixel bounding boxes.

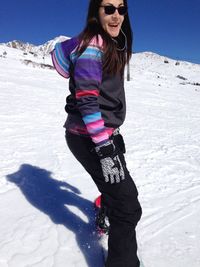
[70,51,78,63]
[55,43,70,71]
[80,47,102,60]
[83,112,101,124]
[70,47,102,62]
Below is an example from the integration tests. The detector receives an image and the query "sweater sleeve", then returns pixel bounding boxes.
[74,36,110,145]
[51,41,70,78]
[51,37,78,78]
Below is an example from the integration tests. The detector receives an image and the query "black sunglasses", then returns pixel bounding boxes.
[100,5,127,15]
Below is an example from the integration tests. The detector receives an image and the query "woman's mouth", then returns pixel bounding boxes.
[108,24,119,28]
[106,23,121,37]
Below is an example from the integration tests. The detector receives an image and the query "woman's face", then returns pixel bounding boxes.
[98,0,125,37]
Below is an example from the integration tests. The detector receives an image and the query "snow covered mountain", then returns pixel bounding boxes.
[1,35,69,57]
[1,36,200,86]
[0,38,200,267]
[0,36,70,69]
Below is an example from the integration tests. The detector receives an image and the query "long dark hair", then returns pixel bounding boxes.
[78,0,132,76]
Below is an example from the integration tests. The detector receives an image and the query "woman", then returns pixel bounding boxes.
[51,0,142,266]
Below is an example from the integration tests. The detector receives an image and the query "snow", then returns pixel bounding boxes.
[1,44,200,267]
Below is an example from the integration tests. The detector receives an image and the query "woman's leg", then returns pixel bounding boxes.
[65,131,142,267]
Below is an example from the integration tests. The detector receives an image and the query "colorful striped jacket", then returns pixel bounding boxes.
[51,35,126,145]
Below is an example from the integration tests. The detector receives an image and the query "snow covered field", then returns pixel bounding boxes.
[0,44,200,267]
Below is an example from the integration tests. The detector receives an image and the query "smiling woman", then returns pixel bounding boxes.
[99,0,126,37]
[51,0,142,266]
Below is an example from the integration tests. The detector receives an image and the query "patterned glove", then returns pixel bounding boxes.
[95,141,125,184]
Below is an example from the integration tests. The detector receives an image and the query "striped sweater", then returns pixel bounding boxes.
[51,35,111,145]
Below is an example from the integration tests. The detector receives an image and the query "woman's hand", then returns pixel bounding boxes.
[95,141,125,184]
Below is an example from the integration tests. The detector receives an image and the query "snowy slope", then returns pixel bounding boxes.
[0,44,200,267]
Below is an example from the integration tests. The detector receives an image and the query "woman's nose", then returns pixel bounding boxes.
[112,9,120,18]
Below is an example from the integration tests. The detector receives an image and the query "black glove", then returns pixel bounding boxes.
[95,141,125,184]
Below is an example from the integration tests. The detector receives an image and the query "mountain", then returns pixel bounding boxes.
[1,36,69,56]
[1,37,199,68]
[0,36,70,69]
[0,36,200,85]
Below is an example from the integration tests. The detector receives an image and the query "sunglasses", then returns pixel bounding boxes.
[100,5,127,15]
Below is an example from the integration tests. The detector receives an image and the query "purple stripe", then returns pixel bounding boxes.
[74,58,102,82]
[75,72,101,83]
[77,57,102,67]
[61,37,79,57]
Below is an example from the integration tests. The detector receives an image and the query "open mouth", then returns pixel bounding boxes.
[109,24,119,28]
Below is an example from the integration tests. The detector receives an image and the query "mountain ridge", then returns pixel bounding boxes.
[1,36,70,56]
[1,37,200,67]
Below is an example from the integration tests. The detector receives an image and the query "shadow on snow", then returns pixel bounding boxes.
[6,163,104,267]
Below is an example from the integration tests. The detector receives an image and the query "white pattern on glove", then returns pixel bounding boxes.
[100,155,125,184]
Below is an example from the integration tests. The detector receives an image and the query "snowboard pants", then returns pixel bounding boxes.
[65,130,142,267]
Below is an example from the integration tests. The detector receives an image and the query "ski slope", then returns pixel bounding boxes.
[0,45,200,267]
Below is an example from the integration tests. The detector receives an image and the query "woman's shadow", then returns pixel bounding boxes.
[6,164,104,267]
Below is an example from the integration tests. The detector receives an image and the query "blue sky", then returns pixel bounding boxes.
[0,0,200,63]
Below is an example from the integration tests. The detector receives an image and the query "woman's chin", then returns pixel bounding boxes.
[107,28,121,38]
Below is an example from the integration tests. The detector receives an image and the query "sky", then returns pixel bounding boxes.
[0,0,200,64]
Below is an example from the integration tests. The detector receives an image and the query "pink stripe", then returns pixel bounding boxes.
[92,130,109,144]
[76,89,99,99]
[79,35,104,51]
[69,127,89,135]
[90,35,104,47]
[86,120,104,133]
[106,127,115,136]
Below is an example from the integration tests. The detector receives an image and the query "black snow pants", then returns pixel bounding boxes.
[65,130,142,267]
